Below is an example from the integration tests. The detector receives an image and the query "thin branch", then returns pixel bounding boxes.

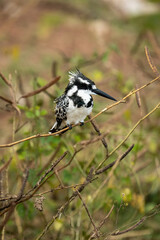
[16,169,29,201]
[18,76,60,101]
[95,144,134,175]
[0,74,159,149]
[30,151,68,191]
[0,203,16,231]
[96,102,160,170]
[145,46,159,75]
[0,152,67,214]
[0,96,13,105]
[88,115,108,156]
[37,143,62,176]
[135,84,142,109]
[0,72,12,87]
[110,204,160,236]
[35,168,95,240]
[35,150,131,240]
[90,204,115,239]
[76,189,99,238]
[92,144,135,200]
[0,158,12,174]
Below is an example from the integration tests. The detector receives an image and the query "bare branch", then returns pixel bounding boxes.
[90,204,115,239]
[110,204,160,236]
[96,102,160,170]
[0,158,12,174]
[37,143,62,176]
[88,115,108,156]
[145,46,159,75]
[0,72,12,87]
[0,75,159,149]
[0,96,13,105]
[95,144,134,175]
[76,189,99,238]
[16,169,29,201]
[18,76,60,100]
[0,203,16,231]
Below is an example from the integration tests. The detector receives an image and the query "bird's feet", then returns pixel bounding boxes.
[67,124,72,130]
[80,122,84,126]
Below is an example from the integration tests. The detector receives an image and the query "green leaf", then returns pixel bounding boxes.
[37,77,47,87]
[35,109,40,117]
[17,105,28,111]
[132,143,143,153]
[26,111,35,119]
[40,109,47,116]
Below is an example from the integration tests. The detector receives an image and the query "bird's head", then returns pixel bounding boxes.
[66,69,117,101]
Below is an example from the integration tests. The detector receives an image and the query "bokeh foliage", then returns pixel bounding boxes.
[0,0,160,239]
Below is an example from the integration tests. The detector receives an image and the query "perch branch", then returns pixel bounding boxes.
[0,74,159,148]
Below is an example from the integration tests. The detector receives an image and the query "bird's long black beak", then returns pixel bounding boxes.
[92,88,117,101]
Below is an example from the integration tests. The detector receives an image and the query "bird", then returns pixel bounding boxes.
[49,69,117,133]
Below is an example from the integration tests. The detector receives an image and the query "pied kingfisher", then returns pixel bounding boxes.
[49,69,116,133]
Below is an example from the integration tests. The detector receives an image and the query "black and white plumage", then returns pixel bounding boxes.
[49,70,116,133]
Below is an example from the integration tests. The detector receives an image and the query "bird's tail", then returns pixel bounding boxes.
[49,122,58,134]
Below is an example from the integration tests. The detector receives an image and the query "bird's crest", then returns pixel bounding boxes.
[68,69,81,83]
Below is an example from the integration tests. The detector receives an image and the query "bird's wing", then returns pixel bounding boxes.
[55,94,69,120]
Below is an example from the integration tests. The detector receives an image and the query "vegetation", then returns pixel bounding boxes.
[0,1,160,239]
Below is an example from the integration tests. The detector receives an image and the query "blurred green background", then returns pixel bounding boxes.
[0,0,160,239]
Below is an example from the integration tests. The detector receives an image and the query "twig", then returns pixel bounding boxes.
[18,76,60,101]
[92,144,134,200]
[0,203,16,231]
[95,144,134,175]
[17,72,30,107]
[0,152,67,213]
[0,72,12,87]
[88,115,108,156]
[16,169,29,201]
[145,46,159,75]
[111,206,160,236]
[96,102,160,170]
[52,60,58,78]
[135,84,142,109]
[76,189,99,238]
[90,204,115,239]
[35,168,95,240]
[31,151,68,191]
[0,96,13,105]
[0,74,159,149]
[37,143,62,176]
[35,143,132,240]
[55,170,64,187]
[0,158,12,174]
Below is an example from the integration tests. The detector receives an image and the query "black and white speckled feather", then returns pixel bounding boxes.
[49,69,116,133]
